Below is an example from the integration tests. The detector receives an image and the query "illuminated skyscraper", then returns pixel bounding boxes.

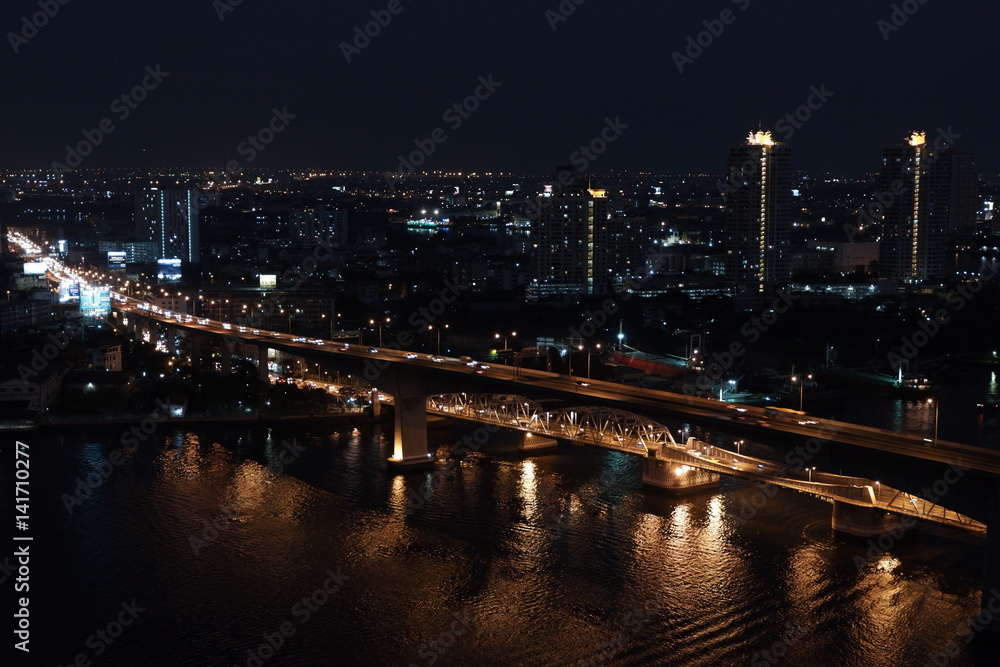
[877,132,976,282]
[135,187,200,263]
[722,131,792,293]
[529,168,642,298]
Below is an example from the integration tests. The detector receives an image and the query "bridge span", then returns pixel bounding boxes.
[411,393,986,537]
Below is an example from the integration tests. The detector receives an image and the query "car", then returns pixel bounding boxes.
[198,318,209,325]
[405,353,418,359]
[576,381,590,387]
[293,337,307,342]
[475,369,486,375]
[272,332,281,337]
[222,323,232,330]
[252,329,260,335]
[238,326,247,333]
[479,364,490,369]
[340,345,350,351]
[368,348,378,354]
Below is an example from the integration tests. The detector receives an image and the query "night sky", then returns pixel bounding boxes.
[2,0,996,175]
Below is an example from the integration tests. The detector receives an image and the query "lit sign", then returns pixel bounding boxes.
[23,262,47,275]
[80,287,112,316]
[108,251,127,269]
[59,282,80,303]
[157,259,183,283]
[260,274,278,289]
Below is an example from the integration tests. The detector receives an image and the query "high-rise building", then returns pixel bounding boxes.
[135,187,200,263]
[529,168,643,299]
[877,132,976,283]
[289,207,349,246]
[722,131,793,293]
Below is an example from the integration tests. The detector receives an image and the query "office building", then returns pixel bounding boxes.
[135,187,200,263]
[529,168,643,298]
[877,132,977,282]
[722,131,793,293]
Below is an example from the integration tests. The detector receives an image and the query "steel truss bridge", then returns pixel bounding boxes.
[420,393,986,535]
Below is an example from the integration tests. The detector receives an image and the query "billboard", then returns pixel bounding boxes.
[80,286,112,316]
[157,259,183,283]
[108,251,127,270]
[23,261,47,275]
[260,274,278,289]
[59,282,80,303]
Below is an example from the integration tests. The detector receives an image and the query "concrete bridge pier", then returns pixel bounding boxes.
[256,345,269,382]
[380,367,434,469]
[831,501,913,539]
[190,333,203,369]
[371,388,381,417]
[641,446,719,492]
[388,395,433,468]
[166,328,178,355]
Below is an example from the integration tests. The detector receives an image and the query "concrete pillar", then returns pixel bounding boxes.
[257,345,269,382]
[371,388,381,417]
[191,334,203,369]
[831,501,913,539]
[166,328,177,355]
[388,395,433,468]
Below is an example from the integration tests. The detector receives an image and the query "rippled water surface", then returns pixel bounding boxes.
[16,418,995,666]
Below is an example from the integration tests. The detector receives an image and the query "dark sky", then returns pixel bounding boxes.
[2,0,996,175]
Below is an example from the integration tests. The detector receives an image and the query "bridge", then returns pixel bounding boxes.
[414,393,986,536]
[13,247,1000,627]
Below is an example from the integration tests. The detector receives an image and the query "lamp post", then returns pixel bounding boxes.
[495,331,516,365]
[791,374,812,412]
[429,324,448,355]
[579,345,590,379]
[808,466,816,482]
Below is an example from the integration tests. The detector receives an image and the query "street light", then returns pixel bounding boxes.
[429,324,448,355]
[791,374,812,412]
[808,466,816,482]
[370,317,389,347]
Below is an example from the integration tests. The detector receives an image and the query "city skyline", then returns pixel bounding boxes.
[1,1,997,174]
